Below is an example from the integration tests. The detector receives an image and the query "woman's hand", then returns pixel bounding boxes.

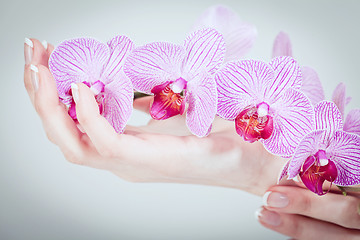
[24,38,286,195]
[257,185,360,239]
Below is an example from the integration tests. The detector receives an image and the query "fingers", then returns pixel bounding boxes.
[256,207,360,240]
[73,83,139,158]
[24,38,52,105]
[261,186,360,229]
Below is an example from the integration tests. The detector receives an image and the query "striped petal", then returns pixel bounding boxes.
[183,28,225,77]
[301,66,325,106]
[331,82,347,117]
[344,109,360,135]
[124,42,185,94]
[328,131,360,186]
[264,88,314,157]
[288,130,327,178]
[102,71,133,133]
[101,35,134,84]
[215,60,274,120]
[272,31,293,58]
[314,101,343,145]
[49,38,109,103]
[266,56,302,102]
[192,5,256,61]
[186,72,217,137]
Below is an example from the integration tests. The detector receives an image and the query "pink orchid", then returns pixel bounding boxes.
[192,5,257,62]
[124,28,225,137]
[280,101,360,195]
[272,32,325,106]
[49,36,134,133]
[215,56,314,157]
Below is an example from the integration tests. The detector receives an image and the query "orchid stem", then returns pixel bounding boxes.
[336,185,360,196]
[134,92,151,100]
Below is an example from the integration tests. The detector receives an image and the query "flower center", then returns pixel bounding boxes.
[150,78,187,120]
[68,81,106,120]
[300,150,338,195]
[234,102,273,143]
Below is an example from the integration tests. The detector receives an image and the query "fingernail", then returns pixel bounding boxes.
[24,37,33,65]
[263,191,289,208]
[30,64,39,92]
[71,83,79,103]
[255,208,282,226]
[41,40,48,50]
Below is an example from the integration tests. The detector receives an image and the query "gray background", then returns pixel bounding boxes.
[1,0,359,239]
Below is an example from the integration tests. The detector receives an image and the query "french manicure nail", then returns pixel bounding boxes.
[30,64,39,92]
[71,83,79,103]
[263,191,289,208]
[255,208,282,226]
[24,37,33,65]
[41,40,48,50]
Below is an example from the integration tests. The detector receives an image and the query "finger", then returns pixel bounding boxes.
[256,208,360,240]
[73,83,139,158]
[262,186,360,229]
[24,38,51,105]
[33,65,99,167]
[133,95,152,114]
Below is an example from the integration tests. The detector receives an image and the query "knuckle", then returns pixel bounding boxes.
[338,197,360,229]
[289,215,305,239]
[63,149,84,166]
[97,145,116,158]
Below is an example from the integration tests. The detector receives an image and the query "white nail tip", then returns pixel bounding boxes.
[30,64,38,72]
[71,83,79,90]
[262,191,271,207]
[24,38,34,48]
[42,40,48,50]
[254,208,262,221]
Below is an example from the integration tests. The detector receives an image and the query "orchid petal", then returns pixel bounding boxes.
[331,82,346,117]
[300,66,325,106]
[101,35,134,84]
[192,4,256,61]
[215,60,274,120]
[124,42,185,93]
[263,88,314,157]
[272,31,293,58]
[266,56,302,102]
[344,109,360,135]
[328,131,360,186]
[288,130,326,178]
[314,101,343,145]
[49,38,109,99]
[186,72,217,137]
[102,72,133,133]
[183,28,225,76]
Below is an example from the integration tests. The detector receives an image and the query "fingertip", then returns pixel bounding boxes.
[30,38,49,66]
[133,95,152,113]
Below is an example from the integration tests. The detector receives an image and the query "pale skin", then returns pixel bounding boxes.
[24,38,360,239]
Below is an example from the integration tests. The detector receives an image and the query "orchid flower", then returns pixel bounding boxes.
[272,31,325,106]
[49,36,134,133]
[124,28,225,137]
[280,101,360,195]
[192,5,257,62]
[215,56,314,157]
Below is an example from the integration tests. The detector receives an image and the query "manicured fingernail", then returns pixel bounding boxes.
[41,40,48,50]
[71,83,79,103]
[30,64,39,92]
[255,208,281,226]
[263,191,289,208]
[24,37,33,65]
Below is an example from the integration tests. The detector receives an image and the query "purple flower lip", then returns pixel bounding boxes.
[299,150,338,196]
[235,102,273,143]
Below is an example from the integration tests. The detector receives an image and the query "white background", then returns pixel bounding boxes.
[1,0,359,239]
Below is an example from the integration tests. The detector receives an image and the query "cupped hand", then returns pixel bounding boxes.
[257,184,360,239]
[24,38,287,195]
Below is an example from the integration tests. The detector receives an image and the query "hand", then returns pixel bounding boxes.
[24,38,287,195]
[257,185,360,239]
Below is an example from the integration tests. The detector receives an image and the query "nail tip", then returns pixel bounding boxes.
[254,208,262,221]
[24,38,34,48]
[262,191,271,207]
[71,82,79,89]
[41,40,48,50]
[30,64,38,72]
